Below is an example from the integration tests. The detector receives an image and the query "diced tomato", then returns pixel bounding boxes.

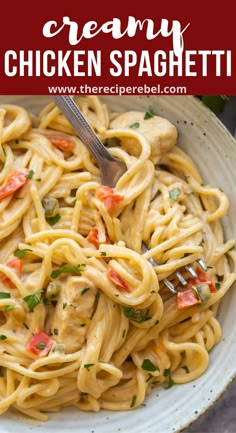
[0,258,23,287]
[187,269,217,293]
[96,185,124,212]
[26,330,54,357]
[49,135,75,152]
[0,169,29,200]
[177,288,201,310]
[87,227,111,249]
[107,267,131,292]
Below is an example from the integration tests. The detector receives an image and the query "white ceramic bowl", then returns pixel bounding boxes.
[0,95,235,433]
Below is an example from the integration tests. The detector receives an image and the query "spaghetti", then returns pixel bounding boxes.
[0,96,235,421]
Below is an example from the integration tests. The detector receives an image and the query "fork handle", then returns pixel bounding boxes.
[51,95,115,166]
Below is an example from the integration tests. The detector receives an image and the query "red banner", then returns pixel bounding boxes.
[0,1,235,95]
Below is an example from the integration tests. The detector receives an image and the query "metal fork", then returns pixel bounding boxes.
[51,95,207,293]
[51,96,126,187]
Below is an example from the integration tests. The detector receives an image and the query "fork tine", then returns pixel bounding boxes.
[197,258,208,271]
[185,265,198,278]
[175,272,188,286]
[141,242,208,294]
[163,279,177,294]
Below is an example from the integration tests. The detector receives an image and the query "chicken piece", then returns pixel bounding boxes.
[51,276,97,353]
[110,111,177,162]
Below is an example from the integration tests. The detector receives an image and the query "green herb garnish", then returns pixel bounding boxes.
[23,289,43,313]
[215,282,221,290]
[25,170,34,179]
[0,292,11,299]
[4,305,14,311]
[53,328,58,335]
[48,213,61,226]
[51,263,85,279]
[36,343,46,349]
[130,395,137,408]
[23,322,29,330]
[81,287,90,295]
[14,248,32,258]
[0,335,7,340]
[84,363,95,370]
[100,251,107,256]
[144,110,155,120]
[0,366,4,377]
[146,373,154,383]
[129,122,139,129]
[181,365,190,373]
[142,359,159,372]
[122,306,151,323]
[163,368,175,389]
[169,187,181,201]
[70,188,77,197]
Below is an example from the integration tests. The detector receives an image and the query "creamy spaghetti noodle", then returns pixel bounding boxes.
[0,96,235,421]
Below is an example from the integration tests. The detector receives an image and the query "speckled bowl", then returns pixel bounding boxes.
[0,95,235,433]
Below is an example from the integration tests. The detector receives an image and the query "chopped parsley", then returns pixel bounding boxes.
[129,122,139,129]
[215,282,221,290]
[0,292,11,299]
[130,395,137,408]
[53,328,58,335]
[84,363,95,370]
[4,305,14,311]
[100,251,107,256]
[122,329,126,338]
[141,359,159,372]
[0,335,7,340]
[169,187,181,201]
[181,365,190,373]
[25,170,34,179]
[14,248,32,258]
[144,110,155,120]
[155,320,160,325]
[163,368,175,389]
[50,263,85,279]
[42,296,52,305]
[0,366,3,377]
[122,306,151,323]
[23,322,29,330]
[70,188,77,197]
[81,287,90,295]
[14,196,23,200]
[48,213,61,226]
[63,302,67,309]
[184,175,190,182]
[36,178,42,182]
[146,373,154,383]
[35,343,46,350]
[95,292,100,303]
[23,289,43,313]
[80,392,88,397]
